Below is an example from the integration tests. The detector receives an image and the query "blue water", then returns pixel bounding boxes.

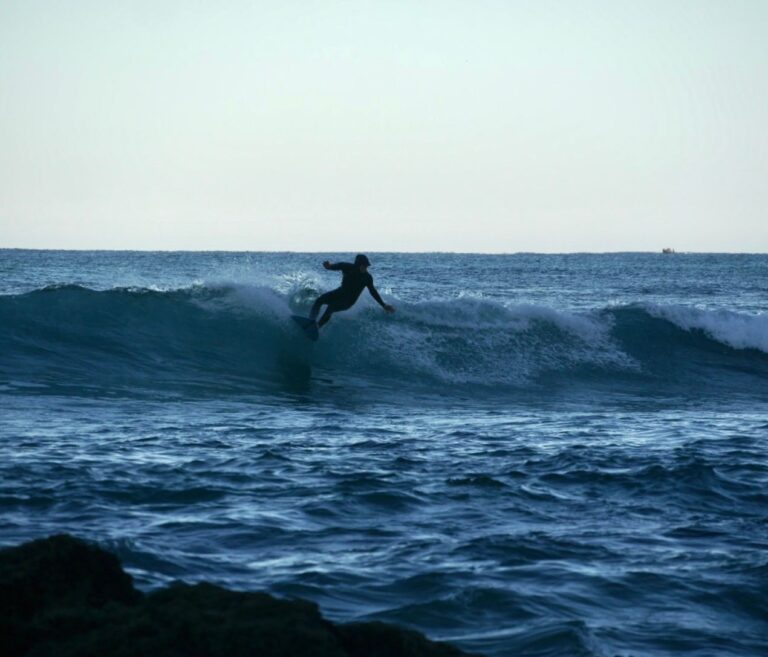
[1,250,766,656]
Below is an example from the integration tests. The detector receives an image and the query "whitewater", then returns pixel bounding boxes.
[1,250,766,656]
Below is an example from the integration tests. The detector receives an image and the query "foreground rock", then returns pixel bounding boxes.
[0,535,477,657]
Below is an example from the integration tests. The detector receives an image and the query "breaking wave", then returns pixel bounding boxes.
[1,284,766,399]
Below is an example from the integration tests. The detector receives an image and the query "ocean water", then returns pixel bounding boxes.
[1,250,766,657]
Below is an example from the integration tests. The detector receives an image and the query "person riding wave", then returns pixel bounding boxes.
[309,254,395,328]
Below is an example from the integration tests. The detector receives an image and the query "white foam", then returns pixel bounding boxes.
[646,304,768,353]
[191,282,289,323]
[320,297,636,387]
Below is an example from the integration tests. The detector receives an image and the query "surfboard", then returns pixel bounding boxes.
[291,315,319,342]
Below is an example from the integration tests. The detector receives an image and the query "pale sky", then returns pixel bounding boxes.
[1,1,766,252]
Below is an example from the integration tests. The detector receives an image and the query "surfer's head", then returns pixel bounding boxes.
[354,254,371,271]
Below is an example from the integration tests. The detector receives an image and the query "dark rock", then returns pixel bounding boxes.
[0,534,139,619]
[0,535,479,657]
[339,622,471,657]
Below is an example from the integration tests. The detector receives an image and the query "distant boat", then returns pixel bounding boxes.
[662,247,676,254]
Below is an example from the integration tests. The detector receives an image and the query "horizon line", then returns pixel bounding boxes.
[1,247,765,256]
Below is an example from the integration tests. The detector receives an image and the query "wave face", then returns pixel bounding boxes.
[2,283,766,400]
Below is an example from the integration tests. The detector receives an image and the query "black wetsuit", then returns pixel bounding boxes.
[310,263,387,327]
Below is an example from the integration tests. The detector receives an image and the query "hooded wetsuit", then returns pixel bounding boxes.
[310,262,387,327]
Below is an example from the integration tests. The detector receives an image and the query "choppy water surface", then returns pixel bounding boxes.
[1,251,766,656]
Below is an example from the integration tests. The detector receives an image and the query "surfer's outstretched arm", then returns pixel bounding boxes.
[367,282,395,313]
[323,261,352,271]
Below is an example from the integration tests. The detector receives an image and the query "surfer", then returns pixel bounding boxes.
[309,254,395,328]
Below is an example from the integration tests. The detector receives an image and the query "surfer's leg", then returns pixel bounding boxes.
[318,306,335,327]
[310,292,334,321]
[318,298,354,328]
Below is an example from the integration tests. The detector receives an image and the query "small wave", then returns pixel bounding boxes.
[357,491,424,510]
[447,475,506,488]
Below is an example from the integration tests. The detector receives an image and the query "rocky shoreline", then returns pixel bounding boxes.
[0,534,477,657]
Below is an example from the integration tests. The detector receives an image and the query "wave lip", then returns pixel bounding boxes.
[644,303,768,353]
